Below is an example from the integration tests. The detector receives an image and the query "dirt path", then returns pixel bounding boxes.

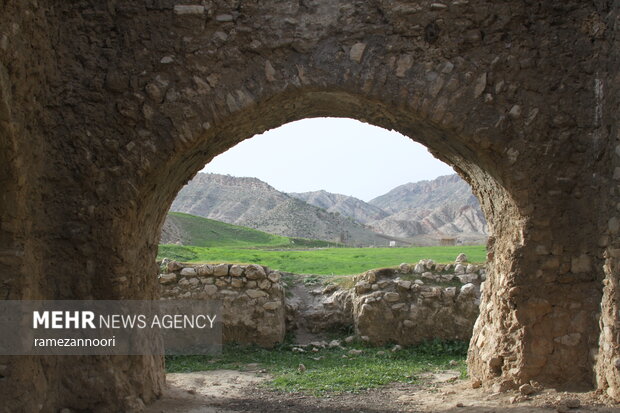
[145,369,620,413]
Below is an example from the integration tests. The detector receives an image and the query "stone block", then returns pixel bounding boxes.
[384,292,401,302]
[355,281,372,294]
[213,264,229,277]
[263,301,281,311]
[229,265,244,277]
[167,261,183,272]
[268,271,281,282]
[180,267,196,277]
[454,264,466,274]
[197,264,213,276]
[158,273,177,284]
[247,289,268,299]
[349,42,366,63]
[398,280,412,290]
[246,264,266,280]
[203,285,217,295]
[173,5,205,15]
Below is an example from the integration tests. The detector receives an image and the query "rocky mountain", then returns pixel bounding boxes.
[288,190,388,224]
[168,172,487,246]
[369,204,486,238]
[170,173,289,224]
[170,173,389,246]
[368,175,487,241]
[369,174,479,214]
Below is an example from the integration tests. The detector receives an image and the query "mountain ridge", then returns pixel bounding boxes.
[170,173,389,246]
[167,172,487,246]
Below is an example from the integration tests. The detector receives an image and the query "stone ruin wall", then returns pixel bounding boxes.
[351,259,484,344]
[159,260,286,348]
[1,2,617,409]
[159,256,483,347]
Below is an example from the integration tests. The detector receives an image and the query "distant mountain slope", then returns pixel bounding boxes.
[369,174,479,214]
[160,212,291,247]
[368,175,487,239]
[289,190,388,224]
[249,197,388,246]
[170,174,388,246]
[170,174,288,225]
[168,172,487,246]
[369,204,487,238]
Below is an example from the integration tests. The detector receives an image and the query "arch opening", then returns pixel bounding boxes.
[134,89,600,396]
[156,116,491,397]
[1,1,614,410]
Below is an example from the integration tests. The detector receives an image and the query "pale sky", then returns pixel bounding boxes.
[202,117,455,202]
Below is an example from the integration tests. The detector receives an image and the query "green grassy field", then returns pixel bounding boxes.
[166,339,468,395]
[165,212,340,249]
[158,244,486,275]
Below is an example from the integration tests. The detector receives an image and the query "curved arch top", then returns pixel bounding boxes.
[0,0,617,411]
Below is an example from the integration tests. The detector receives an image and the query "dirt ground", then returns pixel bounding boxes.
[144,368,620,413]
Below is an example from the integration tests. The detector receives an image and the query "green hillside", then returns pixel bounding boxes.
[157,244,486,275]
[158,212,486,275]
[162,212,339,248]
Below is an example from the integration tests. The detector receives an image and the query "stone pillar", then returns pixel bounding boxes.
[595,8,620,396]
[0,191,167,412]
[597,250,620,400]
[468,187,603,391]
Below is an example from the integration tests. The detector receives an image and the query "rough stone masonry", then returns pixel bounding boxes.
[159,258,484,348]
[0,0,618,411]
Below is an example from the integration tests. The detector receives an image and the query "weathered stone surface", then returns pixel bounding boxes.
[395,54,413,78]
[519,383,535,395]
[213,264,229,277]
[355,281,372,294]
[174,5,205,15]
[349,42,366,63]
[458,273,478,284]
[247,289,268,299]
[215,14,234,22]
[413,263,425,273]
[258,279,271,290]
[229,265,244,277]
[246,264,266,280]
[399,263,411,273]
[397,280,412,290]
[263,301,281,311]
[197,264,214,276]
[1,1,616,410]
[162,263,285,351]
[180,267,196,277]
[230,278,244,288]
[158,273,177,284]
[384,292,401,302]
[268,271,281,283]
[168,261,183,272]
[352,268,481,345]
[204,285,218,295]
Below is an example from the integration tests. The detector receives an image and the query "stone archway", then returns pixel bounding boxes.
[0,1,617,411]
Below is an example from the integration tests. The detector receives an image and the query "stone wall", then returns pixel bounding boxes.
[351,259,483,344]
[159,260,285,348]
[1,1,617,410]
[160,256,483,348]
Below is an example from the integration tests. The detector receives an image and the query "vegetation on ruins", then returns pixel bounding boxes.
[158,243,485,275]
[166,338,468,395]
